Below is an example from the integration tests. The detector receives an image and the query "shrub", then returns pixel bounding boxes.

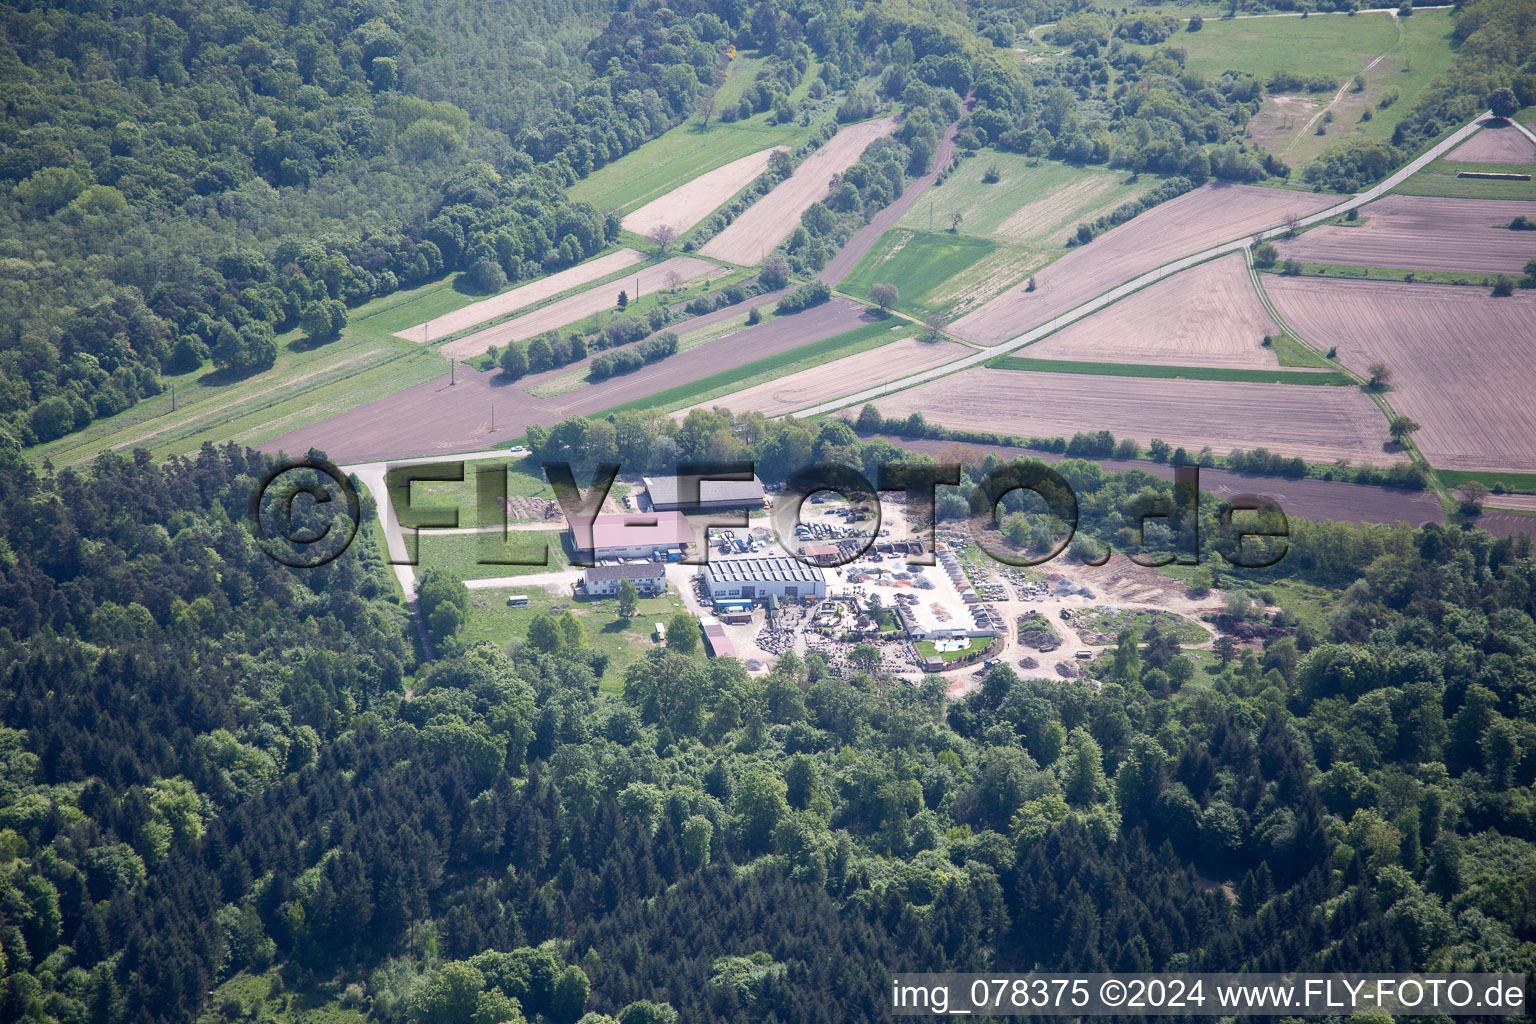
[1492,275,1514,297]
[1254,242,1279,266]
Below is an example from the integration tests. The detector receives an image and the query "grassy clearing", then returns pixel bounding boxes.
[412,529,568,580]
[841,230,1006,317]
[1435,468,1536,494]
[567,113,815,214]
[29,282,459,469]
[1261,261,1512,287]
[1074,606,1211,645]
[1133,11,1399,81]
[986,355,1351,385]
[460,585,693,695]
[713,54,765,110]
[598,318,910,415]
[899,153,1156,249]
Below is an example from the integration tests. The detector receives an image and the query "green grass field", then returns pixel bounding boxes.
[1393,158,1536,201]
[1261,261,1510,287]
[1134,11,1400,81]
[898,152,1156,249]
[27,277,472,469]
[412,529,568,580]
[1435,468,1536,494]
[841,230,1005,317]
[567,110,816,214]
[459,585,694,694]
[596,318,910,416]
[1243,9,1457,166]
[987,355,1351,385]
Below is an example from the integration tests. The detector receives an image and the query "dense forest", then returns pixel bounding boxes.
[3,427,1536,1022]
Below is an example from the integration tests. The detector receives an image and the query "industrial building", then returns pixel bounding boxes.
[699,616,737,659]
[643,473,765,512]
[569,511,692,563]
[583,562,665,597]
[704,556,827,603]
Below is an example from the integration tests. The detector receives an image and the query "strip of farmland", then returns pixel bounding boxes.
[676,337,969,419]
[1266,275,1536,473]
[871,367,1402,466]
[621,147,784,239]
[392,249,644,343]
[949,183,1335,346]
[700,116,897,266]
[439,256,719,359]
[1274,195,1536,274]
[260,299,873,463]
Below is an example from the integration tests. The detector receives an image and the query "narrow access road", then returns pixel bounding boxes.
[784,111,1492,421]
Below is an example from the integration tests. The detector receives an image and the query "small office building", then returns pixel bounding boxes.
[644,474,765,512]
[704,556,827,604]
[583,562,665,597]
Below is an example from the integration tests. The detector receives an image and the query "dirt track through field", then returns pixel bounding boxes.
[393,249,644,343]
[873,367,1401,466]
[1022,254,1289,368]
[622,147,784,238]
[1446,118,1536,163]
[675,336,968,419]
[702,117,897,266]
[950,183,1334,346]
[1267,275,1536,472]
[858,433,1441,527]
[1275,195,1536,274]
[439,256,718,359]
[261,299,872,463]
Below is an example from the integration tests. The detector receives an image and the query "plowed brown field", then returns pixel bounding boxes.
[873,367,1401,465]
[1446,119,1536,163]
[701,117,897,266]
[950,183,1334,346]
[1274,195,1536,274]
[1023,254,1288,369]
[1266,275,1536,472]
[440,256,718,359]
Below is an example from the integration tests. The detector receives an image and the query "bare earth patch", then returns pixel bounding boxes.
[701,117,897,266]
[1022,254,1292,369]
[951,183,1334,346]
[675,336,969,419]
[873,367,1401,466]
[1275,195,1536,274]
[393,249,644,343]
[439,256,719,359]
[1266,275,1536,472]
[621,147,785,238]
[1446,118,1536,163]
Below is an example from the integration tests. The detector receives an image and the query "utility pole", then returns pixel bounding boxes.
[929,200,933,233]
[424,320,429,345]
[491,405,495,432]
[170,383,174,412]
[450,358,456,386]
